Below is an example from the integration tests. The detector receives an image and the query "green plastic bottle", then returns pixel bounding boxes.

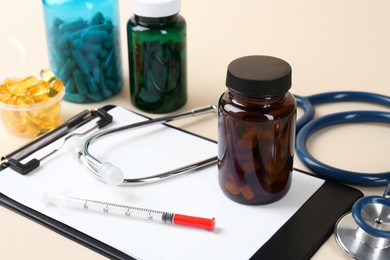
[127,0,187,113]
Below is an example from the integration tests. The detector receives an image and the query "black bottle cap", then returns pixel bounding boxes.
[226,55,292,98]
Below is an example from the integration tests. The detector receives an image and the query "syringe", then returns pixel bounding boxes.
[42,193,216,231]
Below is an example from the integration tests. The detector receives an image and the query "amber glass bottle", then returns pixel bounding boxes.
[218,55,297,205]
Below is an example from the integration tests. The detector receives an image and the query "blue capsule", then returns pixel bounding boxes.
[66,78,76,93]
[82,30,109,44]
[102,37,114,49]
[99,49,109,59]
[103,49,115,71]
[72,39,101,53]
[90,12,104,25]
[72,50,90,75]
[73,69,88,94]
[102,86,113,98]
[64,92,86,103]
[100,79,113,98]
[105,79,119,90]
[52,18,64,30]
[92,66,101,83]
[86,23,113,33]
[86,52,100,66]
[57,32,70,49]
[58,18,85,33]
[59,58,76,81]
[87,77,99,93]
[106,63,119,80]
[69,29,84,41]
[86,92,104,102]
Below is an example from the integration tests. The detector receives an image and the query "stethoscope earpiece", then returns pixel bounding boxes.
[67,137,84,161]
[98,162,124,186]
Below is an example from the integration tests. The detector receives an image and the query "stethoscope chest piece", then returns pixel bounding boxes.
[334,196,390,260]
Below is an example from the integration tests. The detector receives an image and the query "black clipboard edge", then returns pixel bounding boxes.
[252,180,363,260]
[0,177,363,260]
[0,193,133,260]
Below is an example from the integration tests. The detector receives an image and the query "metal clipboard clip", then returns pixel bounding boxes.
[0,105,114,174]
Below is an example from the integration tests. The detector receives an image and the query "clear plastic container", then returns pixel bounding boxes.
[0,81,64,138]
[127,0,187,113]
[42,0,123,103]
[218,55,297,205]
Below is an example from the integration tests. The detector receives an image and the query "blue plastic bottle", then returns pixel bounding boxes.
[42,0,123,103]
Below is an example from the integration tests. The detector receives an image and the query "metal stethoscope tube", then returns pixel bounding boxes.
[72,105,218,186]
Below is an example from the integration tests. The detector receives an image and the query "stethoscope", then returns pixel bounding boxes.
[334,182,390,260]
[294,91,390,259]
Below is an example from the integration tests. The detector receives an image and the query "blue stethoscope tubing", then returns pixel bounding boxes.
[294,91,390,186]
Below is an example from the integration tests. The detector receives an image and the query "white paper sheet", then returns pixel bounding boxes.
[0,106,324,259]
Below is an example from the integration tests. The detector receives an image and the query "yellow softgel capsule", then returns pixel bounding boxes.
[25,80,51,103]
[40,69,56,83]
[10,95,25,106]
[0,93,13,103]
[1,78,21,92]
[0,84,9,94]
[48,79,64,97]
[23,80,49,96]
[9,76,38,96]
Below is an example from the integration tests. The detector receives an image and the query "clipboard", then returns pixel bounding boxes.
[0,105,363,260]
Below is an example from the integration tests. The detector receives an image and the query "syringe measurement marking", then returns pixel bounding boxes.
[83,199,167,222]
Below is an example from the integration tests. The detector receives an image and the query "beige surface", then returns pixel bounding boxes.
[0,0,389,259]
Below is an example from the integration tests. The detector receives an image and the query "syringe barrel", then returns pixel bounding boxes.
[68,197,167,223]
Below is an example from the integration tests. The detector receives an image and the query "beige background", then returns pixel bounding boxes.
[1,0,390,259]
